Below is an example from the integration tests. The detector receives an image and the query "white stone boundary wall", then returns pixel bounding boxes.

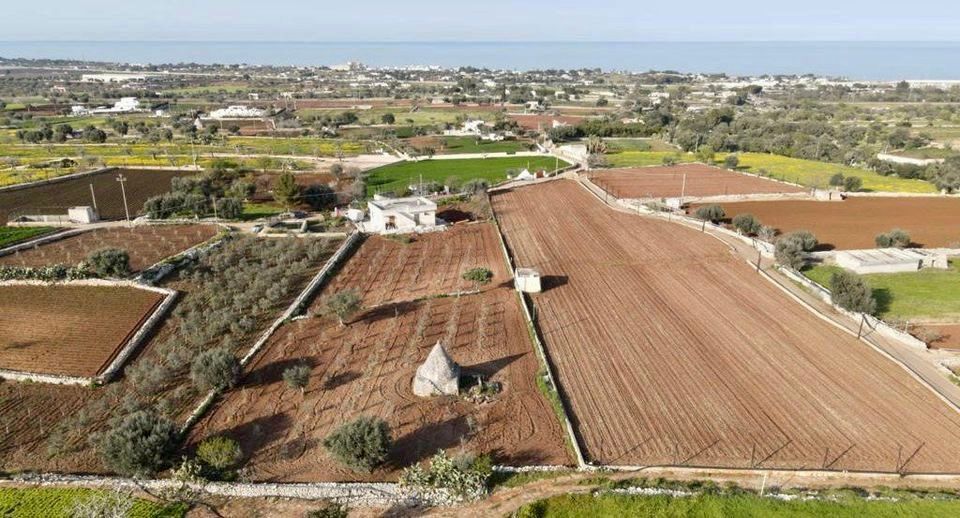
[180,231,362,434]
[777,267,929,351]
[876,153,944,166]
[0,279,177,386]
[486,196,587,469]
[0,474,422,507]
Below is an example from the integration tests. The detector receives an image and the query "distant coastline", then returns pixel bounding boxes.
[1,41,960,80]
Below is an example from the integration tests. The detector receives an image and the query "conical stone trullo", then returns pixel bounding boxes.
[413,341,460,397]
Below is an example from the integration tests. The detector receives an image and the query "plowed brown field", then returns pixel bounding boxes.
[491,180,960,473]
[325,223,510,307]
[696,197,960,250]
[0,284,164,377]
[0,224,217,272]
[590,164,806,199]
[190,222,568,481]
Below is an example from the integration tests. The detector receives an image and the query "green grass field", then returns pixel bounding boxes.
[364,156,568,195]
[602,151,937,193]
[431,136,531,154]
[0,487,186,517]
[605,138,680,153]
[803,262,960,320]
[0,226,56,247]
[516,492,960,518]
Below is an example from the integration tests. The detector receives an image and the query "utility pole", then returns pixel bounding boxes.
[88,183,98,211]
[857,314,866,339]
[212,195,219,222]
[680,173,687,202]
[116,173,130,222]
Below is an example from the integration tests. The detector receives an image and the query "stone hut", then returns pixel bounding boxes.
[413,341,460,397]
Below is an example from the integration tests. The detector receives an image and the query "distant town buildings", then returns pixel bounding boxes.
[207,105,266,119]
[71,97,142,115]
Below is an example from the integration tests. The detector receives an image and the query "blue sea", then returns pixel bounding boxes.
[1,41,959,80]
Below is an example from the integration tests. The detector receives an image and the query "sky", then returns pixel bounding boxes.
[5,0,960,42]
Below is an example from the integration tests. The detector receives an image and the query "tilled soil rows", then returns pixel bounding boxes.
[0,168,195,223]
[0,224,218,272]
[491,179,960,473]
[0,284,164,377]
[591,164,805,199]
[695,196,960,250]
[191,288,569,482]
[324,223,510,307]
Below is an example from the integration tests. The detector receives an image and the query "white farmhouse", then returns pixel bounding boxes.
[366,196,438,233]
[207,105,266,119]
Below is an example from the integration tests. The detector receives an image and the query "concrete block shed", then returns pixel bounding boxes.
[835,248,946,274]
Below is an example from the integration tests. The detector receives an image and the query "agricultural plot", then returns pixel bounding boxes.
[0,168,196,222]
[0,284,163,377]
[589,164,805,199]
[0,224,218,273]
[491,180,960,473]
[0,226,57,248]
[404,136,532,155]
[603,152,937,193]
[803,263,960,321]
[324,223,510,307]
[365,156,568,196]
[509,114,587,131]
[0,487,186,518]
[707,197,960,250]
[191,288,569,482]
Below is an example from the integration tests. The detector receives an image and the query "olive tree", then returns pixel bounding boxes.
[830,270,877,315]
[283,363,311,393]
[325,289,362,327]
[875,228,911,248]
[694,204,725,223]
[731,213,761,235]
[98,410,178,477]
[87,248,130,277]
[323,416,391,472]
[190,346,240,391]
[197,436,243,472]
[843,176,863,192]
[774,230,818,270]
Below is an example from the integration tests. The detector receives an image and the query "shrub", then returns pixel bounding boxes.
[830,270,877,315]
[723,154,739,169]
[307,503,349,518]
[829,172,845,188]
[98,410,178,477]
[875,228,911,248]
[323,416,391,472]
[843,175,863,192]
[197,436,243,471]
[694,204,725,223]
[325,289,362,327]
[731,213,761,235]
[757,225,777,243]
[461,179,489,195]
[399,450,492,503]
[87,248,130,277]
[190,346,240,391]
[283,363,311,393]
[462,267,493,289]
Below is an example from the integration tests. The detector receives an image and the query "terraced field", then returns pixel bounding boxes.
[491,179,960,473]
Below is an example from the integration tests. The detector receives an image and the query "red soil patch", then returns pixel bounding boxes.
[702,197,960,250]
[0,224,218,273]
[0,284,163,377]
[491,180,960,473]
[915,324,960,350]
[324,223,510,307]
[590,164,806,199]
[191,288,569,482]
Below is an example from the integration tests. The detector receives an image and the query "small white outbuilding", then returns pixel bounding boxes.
[515,268,542,293]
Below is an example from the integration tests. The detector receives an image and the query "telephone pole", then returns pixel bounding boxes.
[116,173,130,222]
